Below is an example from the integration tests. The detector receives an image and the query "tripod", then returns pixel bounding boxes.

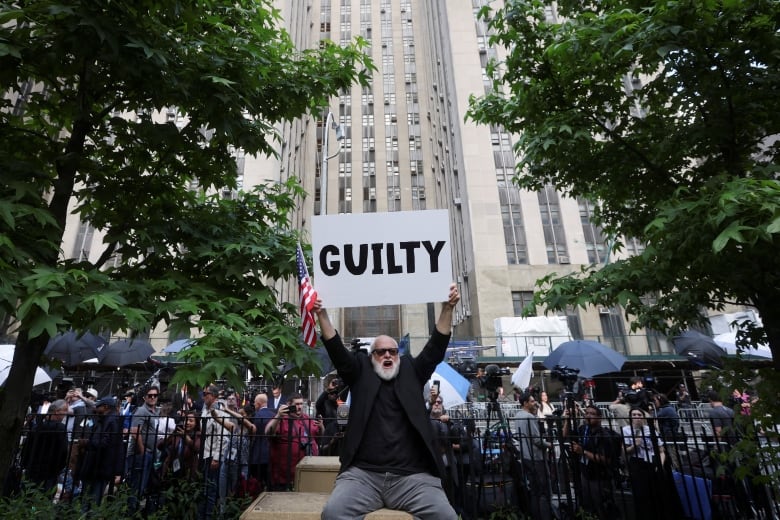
[471,391,522,517]
[554,389,579,518]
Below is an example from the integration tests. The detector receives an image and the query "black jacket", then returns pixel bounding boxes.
[21,418,68,481]
[323,329,449,479]
[77,412,125,480]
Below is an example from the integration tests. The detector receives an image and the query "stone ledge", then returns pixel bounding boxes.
[240,492,413,520]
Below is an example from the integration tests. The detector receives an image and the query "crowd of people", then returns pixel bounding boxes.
[18,381,321,518]
[15,372,776,519]
[13,280,775,519]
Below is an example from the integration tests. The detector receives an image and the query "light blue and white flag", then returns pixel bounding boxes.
[428,361,471,407]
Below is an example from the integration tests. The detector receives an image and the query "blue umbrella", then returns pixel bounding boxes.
[163,339,195,354]
[543,340,626,378]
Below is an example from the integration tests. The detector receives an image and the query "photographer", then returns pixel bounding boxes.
[198,384,229,519]
[265,393,322,491]
[212,401,257,498]
[625,376,654,412]
[160,410,201,481]
[562,405,621,520]
[513,391,553,520]
[315,376,343,455]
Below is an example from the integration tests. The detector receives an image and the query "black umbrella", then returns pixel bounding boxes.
[543,339,627,378]
[45,331,108,365]
[101,338,155,367]
[672,330,725,368]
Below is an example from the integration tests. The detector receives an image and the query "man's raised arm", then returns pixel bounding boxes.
[313,299,336,341]
[435,283,460,335]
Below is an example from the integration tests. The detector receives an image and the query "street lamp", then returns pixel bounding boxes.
[320,110,345,215]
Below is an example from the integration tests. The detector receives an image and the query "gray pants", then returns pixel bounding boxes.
[321,466,457,520]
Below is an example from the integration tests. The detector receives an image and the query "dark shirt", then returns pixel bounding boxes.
[655,404,681,440]
[78,412,125,480]
[575,423,615,480]
[322,329,449,480]
[354,379,431,475]
[315,393,341,454]
[21,418,68,481]
[250,407,275,464]
[315,391,338,419]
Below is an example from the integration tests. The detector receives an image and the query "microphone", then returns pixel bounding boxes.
[336,403,350,427]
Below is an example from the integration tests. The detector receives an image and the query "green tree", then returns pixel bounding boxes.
[467,0,780,368]
[0,0,371,492]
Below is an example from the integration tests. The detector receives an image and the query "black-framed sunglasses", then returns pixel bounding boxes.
[372,348,399,357]
[146,393,159,398]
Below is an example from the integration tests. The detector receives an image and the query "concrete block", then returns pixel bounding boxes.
[295,455,340,492]
[240,492,328,520]
[240,492,413,520]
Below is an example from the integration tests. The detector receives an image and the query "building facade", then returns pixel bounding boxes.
[50,1,749,359]
[271,0,675,357]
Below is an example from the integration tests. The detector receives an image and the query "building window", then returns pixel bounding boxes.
[511,291,536,316]
[539,184,568,264]
[72,222,95,261]
[599,307,628,354]
[559,307,583,340]
[344,305,400,339]
[579,197,608,264]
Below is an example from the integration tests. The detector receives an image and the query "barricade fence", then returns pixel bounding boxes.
[12,405,780,519]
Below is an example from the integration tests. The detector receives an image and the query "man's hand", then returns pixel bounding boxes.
[435,283,460,335]
[445,283,460,308]
[312,297,337,340]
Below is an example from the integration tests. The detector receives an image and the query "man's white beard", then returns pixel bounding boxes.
[372,357,399,381]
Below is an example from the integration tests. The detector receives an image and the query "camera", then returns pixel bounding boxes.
[551,365,580,390]
[327,378,347,400]
[478,364,509,395]
[449,353,478,378]
[349,338,371,353]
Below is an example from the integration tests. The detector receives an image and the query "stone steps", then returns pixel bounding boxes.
[240,492,413,520]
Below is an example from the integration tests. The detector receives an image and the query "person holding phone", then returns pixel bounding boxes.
[265,394,322,490]
[426,381,441,414]
[160,410,201,481]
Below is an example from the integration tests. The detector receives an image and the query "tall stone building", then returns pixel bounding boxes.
[53,2,750,359]
[271,0,672,357]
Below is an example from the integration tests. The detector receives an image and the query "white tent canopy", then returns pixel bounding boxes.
[713,332,773,360]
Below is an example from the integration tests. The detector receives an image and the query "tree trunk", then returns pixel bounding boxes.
[0,331,47,496]
[753,295,780,371]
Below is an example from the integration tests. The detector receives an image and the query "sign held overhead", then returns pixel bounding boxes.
[312,210,452,308]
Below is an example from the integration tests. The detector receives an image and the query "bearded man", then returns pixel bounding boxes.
[313,284,460,520]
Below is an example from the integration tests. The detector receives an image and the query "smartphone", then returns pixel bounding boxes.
[432,380,440,393]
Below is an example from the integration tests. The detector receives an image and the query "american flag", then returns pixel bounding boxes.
[297,244,319,348]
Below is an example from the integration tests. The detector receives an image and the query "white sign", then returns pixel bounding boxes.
[311,210,452,308]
